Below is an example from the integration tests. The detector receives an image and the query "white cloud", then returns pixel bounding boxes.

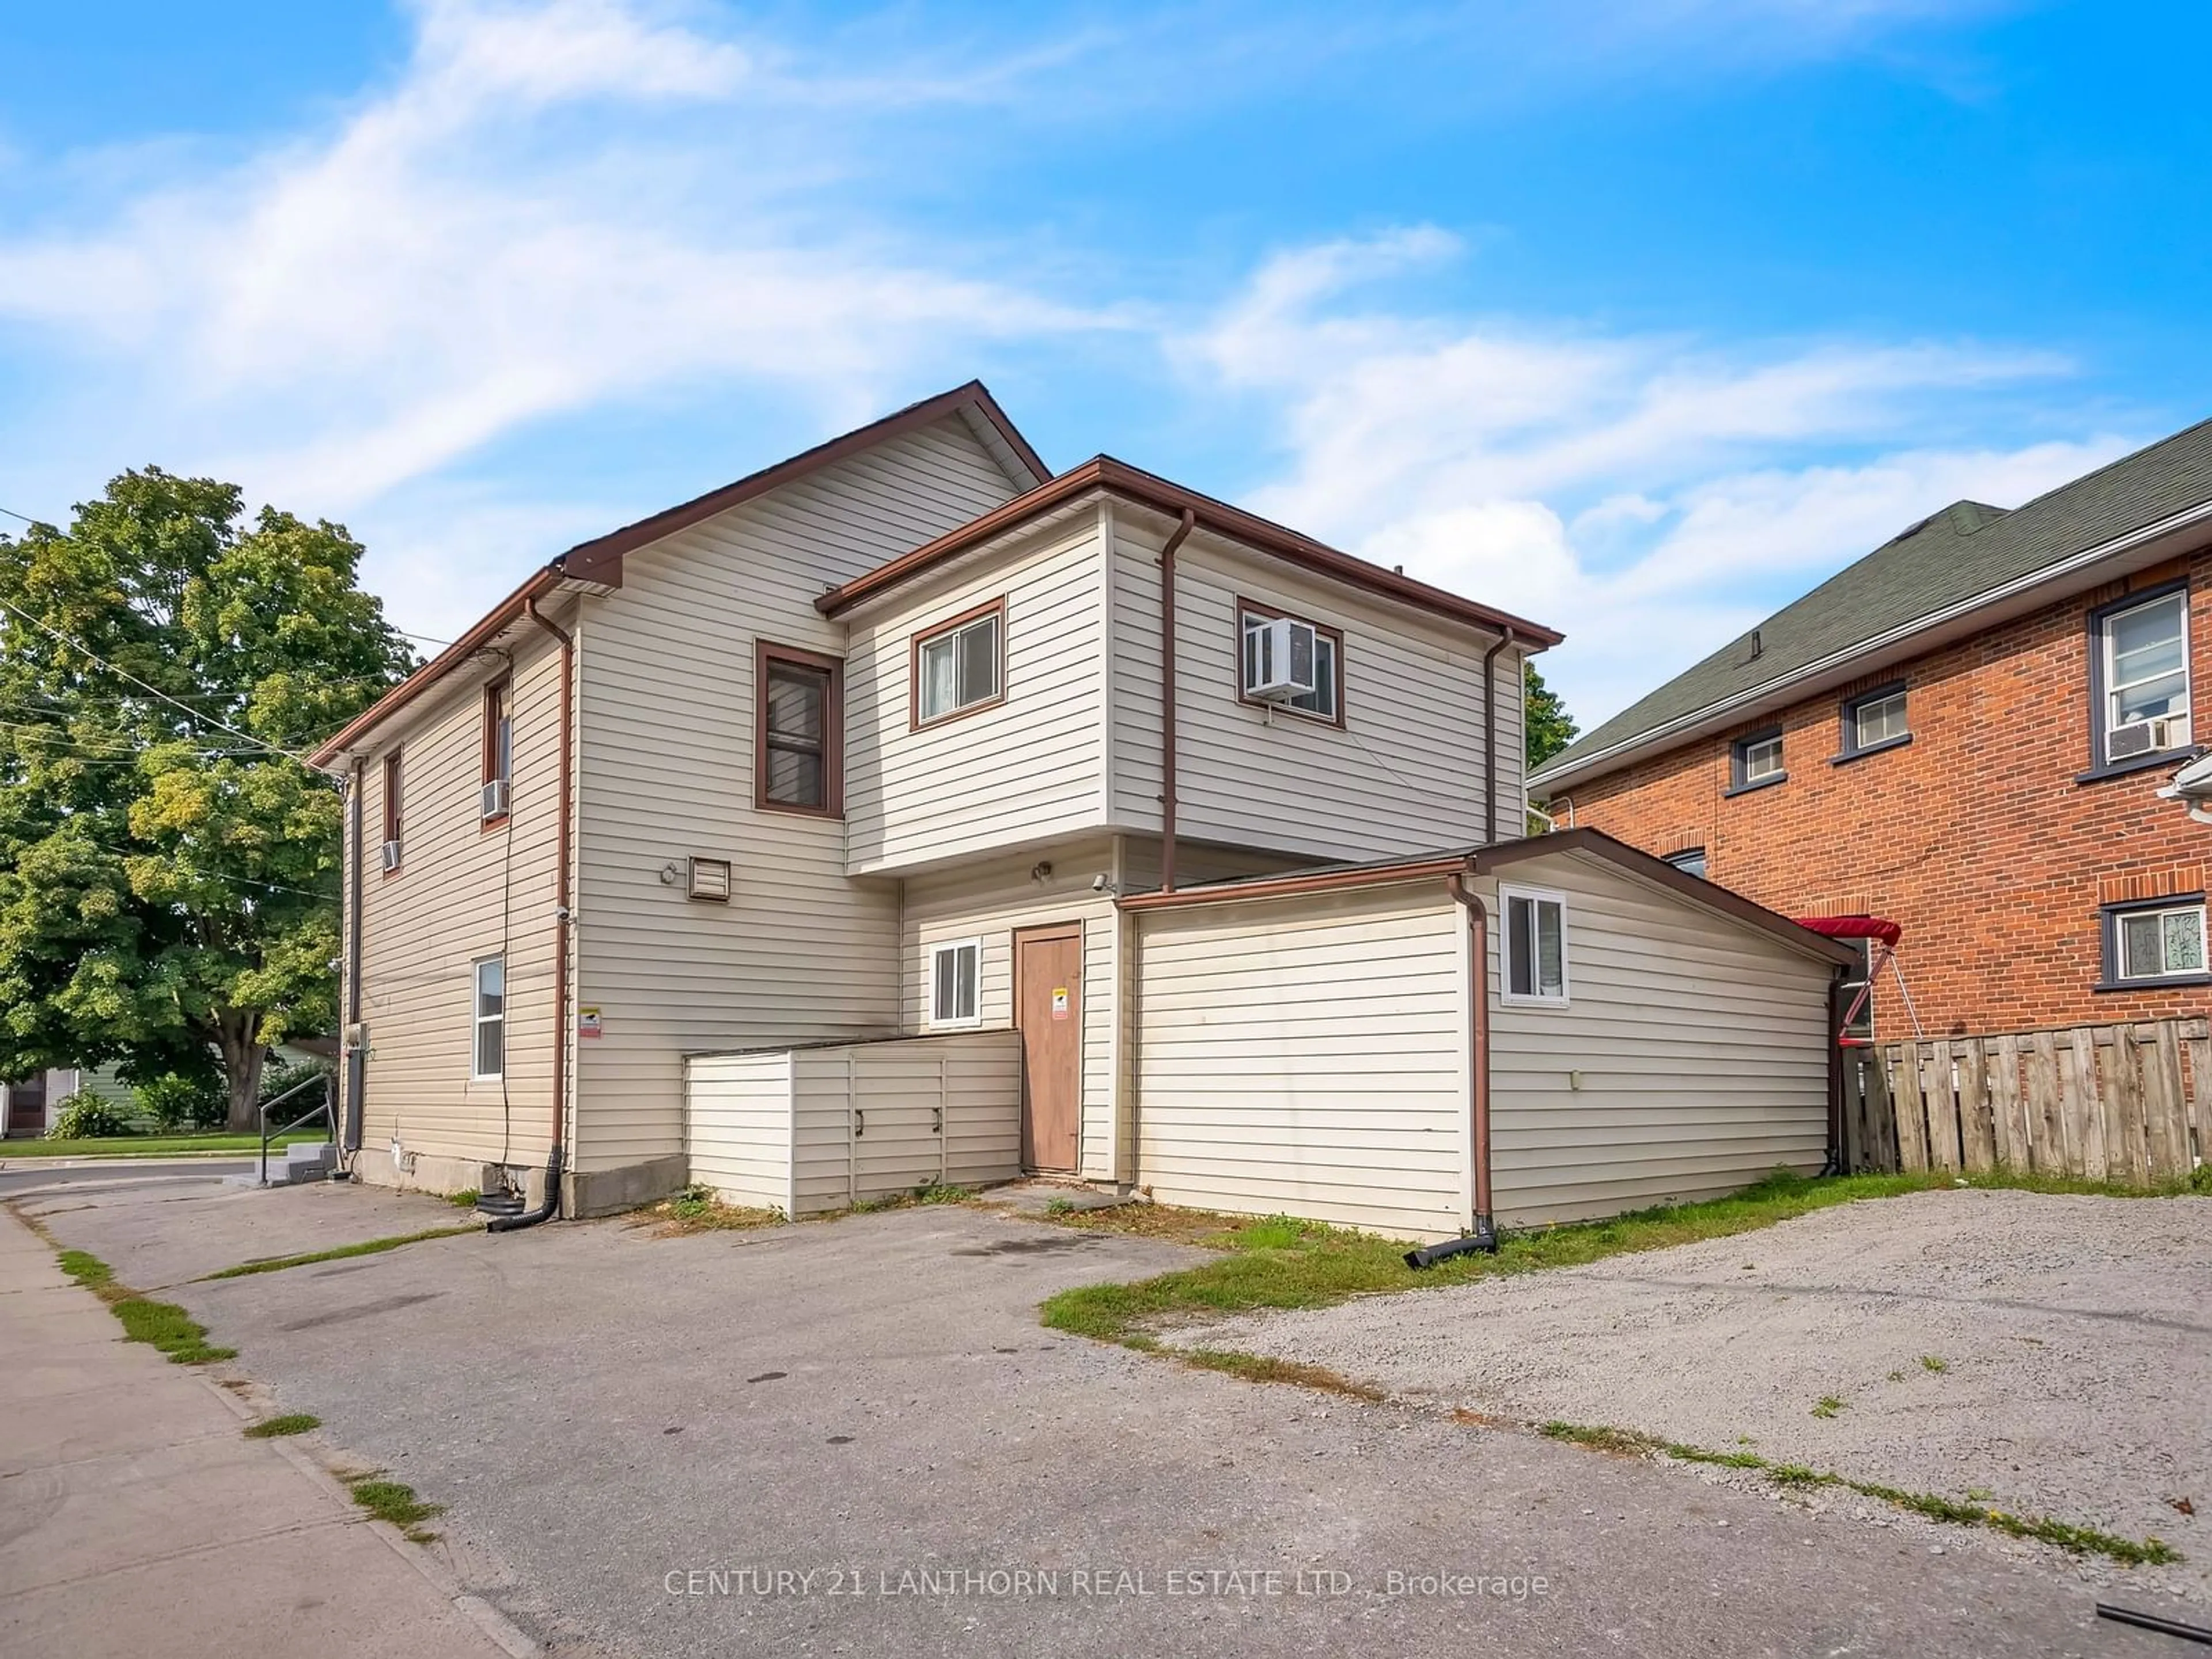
[1191,230,2129,725]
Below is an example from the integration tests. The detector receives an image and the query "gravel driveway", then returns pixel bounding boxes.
[1180,1189,2212,1601]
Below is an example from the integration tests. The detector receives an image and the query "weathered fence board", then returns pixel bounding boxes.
[1844,1018,2206,1188]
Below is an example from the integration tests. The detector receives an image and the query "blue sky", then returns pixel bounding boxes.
[1,1,2206,724]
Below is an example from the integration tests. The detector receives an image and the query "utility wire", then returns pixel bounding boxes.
[0,594,331,774]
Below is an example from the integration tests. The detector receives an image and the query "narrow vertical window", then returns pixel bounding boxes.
[929,940,981,1026]
[472,957,505,1078]
[481,679,512,823]
[756,643,842,816]
[1501,888,1567,1003]
[381,751,404,873]
[2093,587,2191,767]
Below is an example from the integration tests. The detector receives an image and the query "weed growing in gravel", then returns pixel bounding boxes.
[47,1241,235,1363]
[199,1225,480,1281]
[648,1187,785,1234]
[244,1414,321,1439]
[1812,1395,1847,1419]
[1535,1422,2178,1566]
[1920,1355,1949,1374]
[447,1189,480,1209]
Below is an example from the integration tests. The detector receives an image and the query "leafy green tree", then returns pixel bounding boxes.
[1525,660,1578,770]
[0,469,414,1130]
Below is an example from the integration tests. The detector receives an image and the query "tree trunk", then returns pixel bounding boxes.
[218,1017,267,1135]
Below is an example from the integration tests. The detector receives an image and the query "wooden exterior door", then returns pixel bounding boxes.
[5,1073,47,1138]
[1013,925,1082,1173]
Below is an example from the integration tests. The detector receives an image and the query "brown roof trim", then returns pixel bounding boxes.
[815,456,1565,646]
[1469,828,1861,967]
[563,381,1047,586]
[310,563,567,767]
[1115,857,1467,911]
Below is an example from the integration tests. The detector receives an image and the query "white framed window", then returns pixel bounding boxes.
[472,957,505,1079]
[929,939,982,1027]
[914,602,1005,728]
[1732,729,1784,790]
[2096,588,2191,763]
[1238,603,1342,723]
[1499,886,1569,1003]
[1840,685,1909,757]
[2104,899,2207,985]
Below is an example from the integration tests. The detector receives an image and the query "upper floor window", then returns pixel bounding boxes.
[913,600,1005,729]
[380,751,404,874]
[481,678,512,823]
[1839,684,1909,760]
[1663,847,1708,880]
[472,956,505,1079]
[1238,602,1342,724]
[2095,586,2191,767]
[757,642,842,816]
[2101,896,2208,987]
[1500,886,1569,1003]
[1730,728,1785,793]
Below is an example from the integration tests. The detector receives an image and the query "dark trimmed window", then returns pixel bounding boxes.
[1663,847,1708,880]
[1838,684,1909,761]
[1729,728,1785,793]
[756,642,842,816]
[2099,895,2209,988]
[912,600,1005,728]
[1237,600,1344,725]
[380,751,404,874]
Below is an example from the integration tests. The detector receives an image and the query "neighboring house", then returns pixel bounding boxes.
[315,381,1853,1233]
[2,1070,77,1138]
[1531,418,2212,1042]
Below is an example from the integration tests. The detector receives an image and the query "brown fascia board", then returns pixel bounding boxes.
[308,562,567,768]
[1118,826,1857,969]
[1470,828,1862,968]
[306,381,1048,769]
[815,456,1566,647]
[562,381,1048,586]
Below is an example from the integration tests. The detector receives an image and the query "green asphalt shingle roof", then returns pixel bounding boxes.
[1534,414,2212,784]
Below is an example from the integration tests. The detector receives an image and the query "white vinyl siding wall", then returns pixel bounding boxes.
[353,624,567,1180]
[1131,885,1474,1241]
[1109,514,1525,858]
[900,842,1120,1180]
[684,1032,1023,1217]
[1483,852,1835,1226]
[843,510,1107,874]
[573,415,1022,1173]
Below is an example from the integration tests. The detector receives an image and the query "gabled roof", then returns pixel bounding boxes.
[1533,414,2212,790]
[814,454,1565,646]
[308,382,1046,767]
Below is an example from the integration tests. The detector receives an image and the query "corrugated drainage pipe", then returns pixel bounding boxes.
[486,1146,562,1233]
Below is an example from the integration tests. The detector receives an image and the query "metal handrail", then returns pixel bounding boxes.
[257,1074,334,1188]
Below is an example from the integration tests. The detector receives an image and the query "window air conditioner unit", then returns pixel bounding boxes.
[480,778,510,820]
[1245,616,1319,702]
[2109,717,2184,762]
[380,840,403,873]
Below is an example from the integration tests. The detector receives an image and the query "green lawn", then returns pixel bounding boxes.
[0,1131,323,1160]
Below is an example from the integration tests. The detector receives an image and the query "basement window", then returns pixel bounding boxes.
[1499,887,1569,1004]
[1663,848,1709,880]
[2100,896,2209,988]
[472,957,505,1079]
[929,940,981,1027]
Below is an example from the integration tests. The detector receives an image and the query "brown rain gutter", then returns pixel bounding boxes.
[491,598,573,1231]
[1157,508,1196,893]
[1482,628,1516,845]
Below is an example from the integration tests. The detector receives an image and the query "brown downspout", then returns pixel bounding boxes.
[1409,872,1499,1266]
[1824,969,1847,1176]
[1481,628,1516,846]
[1157,507,1197,892]
[492,597,573,1230]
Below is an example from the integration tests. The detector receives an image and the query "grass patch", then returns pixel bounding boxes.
[447,1189,479,1209]
[646,1184,785,1234]
[1,1132,320,1161]
[346,1476,444,1541]
[199,1224,480,1281]
[1535,1421,2178,1567]
[1039,1168,2183,1353]
[1921,1354,1949,1374]
[43,1240,237,1363]
[1812,1395,1846,1419]
[1177,1348,1388,1400]
[244,1413,321,1439]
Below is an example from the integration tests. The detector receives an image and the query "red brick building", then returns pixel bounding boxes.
[1530,425,2212,1042]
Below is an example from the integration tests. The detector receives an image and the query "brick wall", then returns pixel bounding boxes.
[1555,551,2212,1039]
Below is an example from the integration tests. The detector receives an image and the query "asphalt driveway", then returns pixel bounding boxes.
[8,1179,2184,1658]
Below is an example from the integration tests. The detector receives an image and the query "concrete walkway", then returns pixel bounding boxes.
[0,1209,532,1659]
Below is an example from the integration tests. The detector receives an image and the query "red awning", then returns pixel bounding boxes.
[1793,914,1903,946]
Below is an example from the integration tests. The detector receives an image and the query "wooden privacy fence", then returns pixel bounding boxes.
[1840,1017,2209,1185]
